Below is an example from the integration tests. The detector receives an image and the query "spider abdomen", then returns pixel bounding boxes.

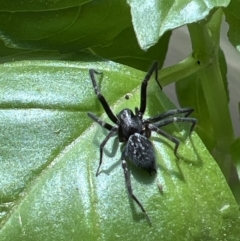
[125,133,156,174]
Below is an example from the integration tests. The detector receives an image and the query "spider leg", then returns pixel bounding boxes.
[96,127,118,176]
[145,107,194,123]
[88,112,114,131]
[155,116,197,134]
[89,69,118,124]
[122,159,150,221]
[139,61,162,115]
[87,112,118,175]
[148,124,180,158]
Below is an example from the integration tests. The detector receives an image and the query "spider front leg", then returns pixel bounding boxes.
[139,61,162,116]
[89,69,118,124]
[155,116,197,134]
[87,112,118,175]
[122,159,150,222]
[146,107,194,123]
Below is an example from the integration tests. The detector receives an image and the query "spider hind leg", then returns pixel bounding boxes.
[122,159,151,222]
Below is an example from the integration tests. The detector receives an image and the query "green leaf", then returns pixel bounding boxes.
[230,137,240,205]
[231,138,240,179]
[0,1,131,54]
[175,48,228,151]
[0,0,90,11]
[91,26,171,71]
[0,56,240,240]
[127,0,230,50]
[225,0,240,52]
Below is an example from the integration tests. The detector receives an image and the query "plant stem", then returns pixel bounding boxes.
[159,55,201,86]
[188,9,234,179]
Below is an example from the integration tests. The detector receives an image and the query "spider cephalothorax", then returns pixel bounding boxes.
[87,61,197,221]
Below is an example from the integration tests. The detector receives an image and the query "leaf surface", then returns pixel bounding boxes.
[0,57,239,240]
[127,0,230,50]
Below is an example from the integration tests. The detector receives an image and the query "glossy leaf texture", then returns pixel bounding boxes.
[127,0,230,50]
[0,57,240,240]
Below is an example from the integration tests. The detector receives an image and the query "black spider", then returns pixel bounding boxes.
[87,61,197,221]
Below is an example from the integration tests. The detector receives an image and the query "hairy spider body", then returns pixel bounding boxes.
[124,133,156,173]
[116,108,157,174]
[117,109,142,142]
[87,61,197,221]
